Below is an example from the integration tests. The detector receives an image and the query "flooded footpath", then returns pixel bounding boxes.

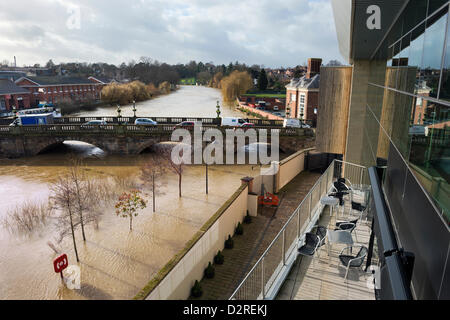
[0,145,260,299]
[0,86,259,299]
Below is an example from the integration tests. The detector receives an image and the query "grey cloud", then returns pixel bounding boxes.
[0,0,342,67]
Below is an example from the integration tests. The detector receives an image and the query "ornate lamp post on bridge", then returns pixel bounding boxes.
[216,100,221,119]
[116,104,122,118]
[12,105,17,120]
[132,100,137,118]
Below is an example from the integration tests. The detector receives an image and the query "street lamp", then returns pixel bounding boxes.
[216,100,221,119]
[116,104,121,118]
[12,105,17,119]
[132,100,137,118]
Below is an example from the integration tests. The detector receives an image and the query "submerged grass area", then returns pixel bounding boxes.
[180,77,196,85]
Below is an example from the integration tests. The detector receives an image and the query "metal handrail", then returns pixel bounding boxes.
[229,159,336,300]
[229,160,368,300]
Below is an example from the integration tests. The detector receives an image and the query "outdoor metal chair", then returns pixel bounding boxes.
[338,245,368,282]
[335,218,359,242]
[315,225,327,249]
[333,177,351,191]
[351,201,368,221]
[298,232,321,265]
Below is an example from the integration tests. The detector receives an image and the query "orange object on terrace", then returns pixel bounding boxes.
[258,192,279,206]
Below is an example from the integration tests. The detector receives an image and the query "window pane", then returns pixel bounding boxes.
[406,23,426,94]
[440,11,450,100]
[408,100,450,218]
[420,10,447,98]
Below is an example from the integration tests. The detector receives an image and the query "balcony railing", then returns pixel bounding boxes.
[229,159,368,300]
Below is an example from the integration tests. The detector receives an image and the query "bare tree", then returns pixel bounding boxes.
[160,146,186,198]
[50,174,80,262]
[68,157,88,241]
[140,153,167,212]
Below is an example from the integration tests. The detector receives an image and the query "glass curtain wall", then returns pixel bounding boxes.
[366,1,450,224]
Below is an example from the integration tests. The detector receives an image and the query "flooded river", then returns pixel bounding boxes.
[0,86,258,300]
[73,85,244,118]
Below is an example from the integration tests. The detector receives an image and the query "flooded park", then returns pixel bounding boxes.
[0,86,261,299]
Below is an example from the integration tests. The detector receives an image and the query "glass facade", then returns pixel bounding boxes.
[366,1,450,224]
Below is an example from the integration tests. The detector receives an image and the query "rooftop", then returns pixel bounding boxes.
[17,76,94,86]
[0,79,31,95]
[286,74,320,90]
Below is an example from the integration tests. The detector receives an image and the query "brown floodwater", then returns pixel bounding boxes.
[72,85,244,118]
[0,86,260,300]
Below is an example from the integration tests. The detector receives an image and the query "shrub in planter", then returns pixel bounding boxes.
[214,250,225,265]
[191,280,203,298]
[224,235,234,249]
[243,211,252,224]
[235,222,244,235]
[204,262,215,279]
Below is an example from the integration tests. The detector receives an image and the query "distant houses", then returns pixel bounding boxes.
[0,79,32,113]
[285,58,321,125]
[0,74,118,112]
[15,76,104,106]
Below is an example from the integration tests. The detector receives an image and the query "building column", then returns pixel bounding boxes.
[344,59,386,167]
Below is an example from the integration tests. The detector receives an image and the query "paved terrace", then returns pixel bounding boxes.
[276,200,377,300]
[190,170,321,300]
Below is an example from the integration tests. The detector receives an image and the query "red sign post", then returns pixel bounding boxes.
[53,254,68,279]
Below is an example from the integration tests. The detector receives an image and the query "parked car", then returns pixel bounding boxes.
[81,120,108,129]
[409,125,426,136]
[173,121,195,130]
[273,112,283,117]
[134,118,157,126]
[283,118,310,128]
[221,117,246,127]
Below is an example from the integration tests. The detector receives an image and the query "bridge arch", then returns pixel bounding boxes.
[32,137,110,156]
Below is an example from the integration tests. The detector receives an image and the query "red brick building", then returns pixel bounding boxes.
[0,79,31,113]
[285,58,321,124]
[15,76,103,107]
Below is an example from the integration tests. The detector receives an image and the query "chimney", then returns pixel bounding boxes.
[306,58,322,79]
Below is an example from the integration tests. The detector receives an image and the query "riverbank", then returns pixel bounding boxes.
[62,85,179,116]
[236,99,284,120]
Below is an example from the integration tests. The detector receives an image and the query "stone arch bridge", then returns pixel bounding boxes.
[0,124,314,158]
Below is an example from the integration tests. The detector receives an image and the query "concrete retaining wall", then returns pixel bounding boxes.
[275,148,315,192]
[137,184,249,300]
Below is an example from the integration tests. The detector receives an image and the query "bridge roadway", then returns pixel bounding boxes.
[0,118,314,158]
[0,116,284,127]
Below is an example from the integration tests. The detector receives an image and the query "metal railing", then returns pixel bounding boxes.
[0,124,307,137]
[229,159,368,300]
[0,116,285,127]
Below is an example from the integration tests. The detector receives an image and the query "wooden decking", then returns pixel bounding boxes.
[276,198,377,300]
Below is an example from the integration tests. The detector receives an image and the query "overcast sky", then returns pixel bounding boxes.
[0,0,342,68]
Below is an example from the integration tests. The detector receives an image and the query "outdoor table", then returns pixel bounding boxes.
[320,196,339,217]
[326,229,354,256]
